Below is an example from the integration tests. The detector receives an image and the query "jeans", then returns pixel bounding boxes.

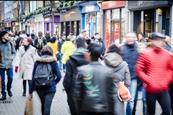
[146,91,171,115]
[23,80,32,95]
[126,79,137,115]
[0,68,13,97]
[36,90,55,115]
[169,84,173,115]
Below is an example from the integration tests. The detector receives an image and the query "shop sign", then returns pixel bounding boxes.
[128,1,169,10]
[102,1,125,10]
[81,5,100,13]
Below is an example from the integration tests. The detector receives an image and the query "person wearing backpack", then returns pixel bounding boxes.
[29,45,61,115]
[104,44,131,115]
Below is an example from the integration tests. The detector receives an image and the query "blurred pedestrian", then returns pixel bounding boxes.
[164,35,173,52]
[45,32,51,43]
[15,37,37,96]
[47,37,58,57]
[120,32,139,115]
[78,29,91,47]
[29,45,61,115]
[75,43,130,115]
[104,44,131,115]
[61,37,75,71]
[63,37,89,115]
[136,32,173,115]
[0,30,16,100]
[34,31,47,55]
[91,33,105,57]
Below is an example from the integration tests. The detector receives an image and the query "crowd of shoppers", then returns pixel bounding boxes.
[0,29,172,115]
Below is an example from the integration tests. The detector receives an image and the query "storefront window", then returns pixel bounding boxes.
[96,12,101,34]
[104,10,111,49]
[121,8,126,42]
[112,9,120,43]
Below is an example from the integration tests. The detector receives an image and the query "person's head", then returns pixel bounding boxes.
[87,43,102,61]
[81,30,87,38]
[0,30,10,42]
[149,32,165,48]
[125,32,137,45]
[22,37,33,46]
[94,33,100,40]
[50,37,56,43]
[165,35,171,45]
[75,37,86,48]
[38,31,43,38]
[137,32,144,41]
[41,45,53,56]
[107,44,121,56]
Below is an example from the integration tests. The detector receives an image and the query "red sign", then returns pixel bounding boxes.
[102,1,125,10]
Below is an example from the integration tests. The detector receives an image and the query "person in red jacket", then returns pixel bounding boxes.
[136,32,173,115]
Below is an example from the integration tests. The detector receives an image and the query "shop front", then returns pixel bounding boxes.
[34,14,44,35]
[79,1,101,37]
[44,15,60,36]
[102,1,127,48]
[128,1,171,36]
[60,8,81,37]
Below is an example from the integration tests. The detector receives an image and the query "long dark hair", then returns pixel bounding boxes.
[107,44,121,56]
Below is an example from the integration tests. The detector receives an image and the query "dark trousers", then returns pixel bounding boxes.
[80,112,113,115]
[169,84,173,115]
[0,68,13,97]
[146,91,171,115]
[67,92,78,115]
[23,80,32,94]
[36,90,55,115]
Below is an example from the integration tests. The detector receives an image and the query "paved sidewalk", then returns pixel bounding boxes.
[0,72,70,115]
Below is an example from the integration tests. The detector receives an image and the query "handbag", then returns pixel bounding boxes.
[24,98,33,115]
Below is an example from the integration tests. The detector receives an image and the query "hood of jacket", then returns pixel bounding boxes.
[36,55,57,63]
[104,52,124,68]
[69,48,89,66]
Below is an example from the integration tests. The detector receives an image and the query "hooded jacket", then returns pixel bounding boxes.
[63,48,89,93]
[104,52,131,87]
[30,55,61,94]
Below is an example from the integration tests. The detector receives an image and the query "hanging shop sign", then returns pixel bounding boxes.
[81,5,100,13]
[102,1,125,10]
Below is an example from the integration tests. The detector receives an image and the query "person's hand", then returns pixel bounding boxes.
[15,66,19,73]
[117,82,131,102]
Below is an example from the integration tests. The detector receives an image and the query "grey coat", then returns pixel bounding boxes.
[0,41,16,69]
[104,52,131,87]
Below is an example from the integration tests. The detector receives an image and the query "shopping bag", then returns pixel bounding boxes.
[24,98,33,115]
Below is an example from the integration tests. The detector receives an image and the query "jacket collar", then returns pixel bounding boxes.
[36,55,57,62]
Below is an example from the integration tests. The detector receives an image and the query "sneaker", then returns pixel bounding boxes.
[0,96,6,100]
[8,91,13,97]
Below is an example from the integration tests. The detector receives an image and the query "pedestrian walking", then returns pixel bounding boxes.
[120,32,139,115]
[15,37,37,96]
[74,43,130,115]
[63,37,89,115]
[45,32,51,43]
[47,37,58,57]
[91,33,105,57]
[0,30,16,100]
[136,32,173,115]
[104,44,131,115]
[34,31,47,55]
[29,45,61,115]
[61,37,75,71]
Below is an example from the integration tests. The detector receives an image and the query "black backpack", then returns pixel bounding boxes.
[34,63,54,86]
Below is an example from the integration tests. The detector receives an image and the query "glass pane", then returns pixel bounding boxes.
[104,10,111,49]
[112,9,120,43]
[121,8,127,42]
